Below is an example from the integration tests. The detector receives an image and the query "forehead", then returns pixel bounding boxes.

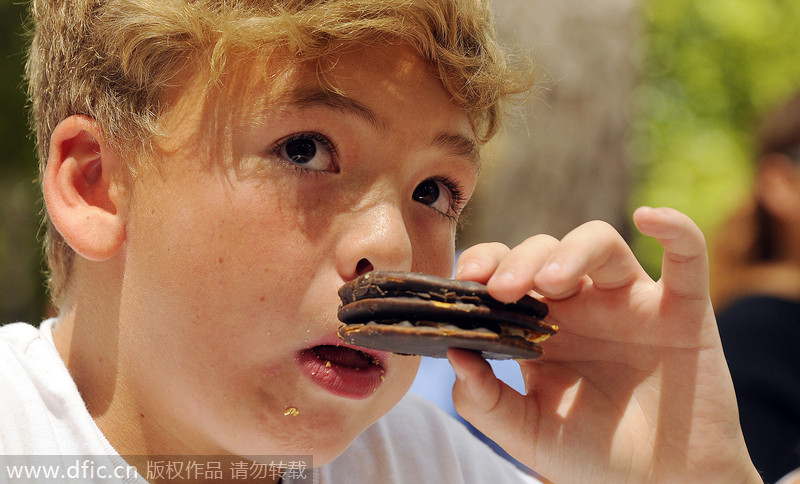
[156,44,477,166]
[262,45,471,126]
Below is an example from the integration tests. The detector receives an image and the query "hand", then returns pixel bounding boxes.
[447,207,761,484]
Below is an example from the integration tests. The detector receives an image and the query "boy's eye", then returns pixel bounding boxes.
[285,138,317,163]
[275,133,337,172]
[412,178,463,220]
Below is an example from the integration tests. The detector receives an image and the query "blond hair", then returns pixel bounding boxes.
[26,0,533,307]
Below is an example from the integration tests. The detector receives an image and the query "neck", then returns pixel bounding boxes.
[50,258,161,458]
[50,260,282,484]
[52,261,123,420]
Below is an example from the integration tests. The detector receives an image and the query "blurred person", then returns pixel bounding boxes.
[711,89,800,483]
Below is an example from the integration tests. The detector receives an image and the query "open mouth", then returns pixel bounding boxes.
[309,345,379,370]
[298,344,387,399]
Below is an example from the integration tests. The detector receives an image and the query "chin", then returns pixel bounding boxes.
[216,397,384,467]
[218,355,419,466]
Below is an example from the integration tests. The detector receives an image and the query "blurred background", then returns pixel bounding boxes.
[2,0,800,323]
[0,0,48,323]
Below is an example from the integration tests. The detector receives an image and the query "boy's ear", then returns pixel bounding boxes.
[757,153,800,222]
[43,115,128,261]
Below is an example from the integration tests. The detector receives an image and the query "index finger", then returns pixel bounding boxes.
[633,206,709,300]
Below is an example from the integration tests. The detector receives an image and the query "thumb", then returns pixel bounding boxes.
[447,349,536,458]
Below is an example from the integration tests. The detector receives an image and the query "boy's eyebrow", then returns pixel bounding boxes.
[286,86,480,168]
[288,87,389,132]
[431,132,481,168]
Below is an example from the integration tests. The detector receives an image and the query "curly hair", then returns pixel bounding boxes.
[25,0,534,307]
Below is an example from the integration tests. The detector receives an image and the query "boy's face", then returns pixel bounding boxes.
[115,44,479,463]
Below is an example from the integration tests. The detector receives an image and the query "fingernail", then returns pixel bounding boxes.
[489,271,516,285]
[456,261,480,276]
[543,261,562,274]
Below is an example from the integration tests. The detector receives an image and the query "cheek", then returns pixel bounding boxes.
[388,354,422,392]
[408,217,457,277]
[123,176,322,343]
[140,179,313,277]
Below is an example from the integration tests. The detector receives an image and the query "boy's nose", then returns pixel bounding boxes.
[335,202,413,281]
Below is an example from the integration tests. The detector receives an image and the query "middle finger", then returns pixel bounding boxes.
[534,220,648,300]
[485,234,560,303]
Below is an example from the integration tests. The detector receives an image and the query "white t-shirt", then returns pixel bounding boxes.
[0,320,542,483]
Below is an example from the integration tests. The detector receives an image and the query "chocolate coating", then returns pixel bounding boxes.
[338,323,544,360]
[337,271,556,360]
[338,271,548,319]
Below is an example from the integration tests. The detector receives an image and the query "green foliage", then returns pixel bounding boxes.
[631,0,800,276]
[0,0,34,176]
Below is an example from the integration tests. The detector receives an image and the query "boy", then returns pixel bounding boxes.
[1,0,763,482]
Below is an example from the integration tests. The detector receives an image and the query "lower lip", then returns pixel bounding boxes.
[297,348,386,399]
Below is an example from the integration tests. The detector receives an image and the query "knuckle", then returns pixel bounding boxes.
[521,233,558,247]
[461,241,509,257]
[582,219,616,234]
